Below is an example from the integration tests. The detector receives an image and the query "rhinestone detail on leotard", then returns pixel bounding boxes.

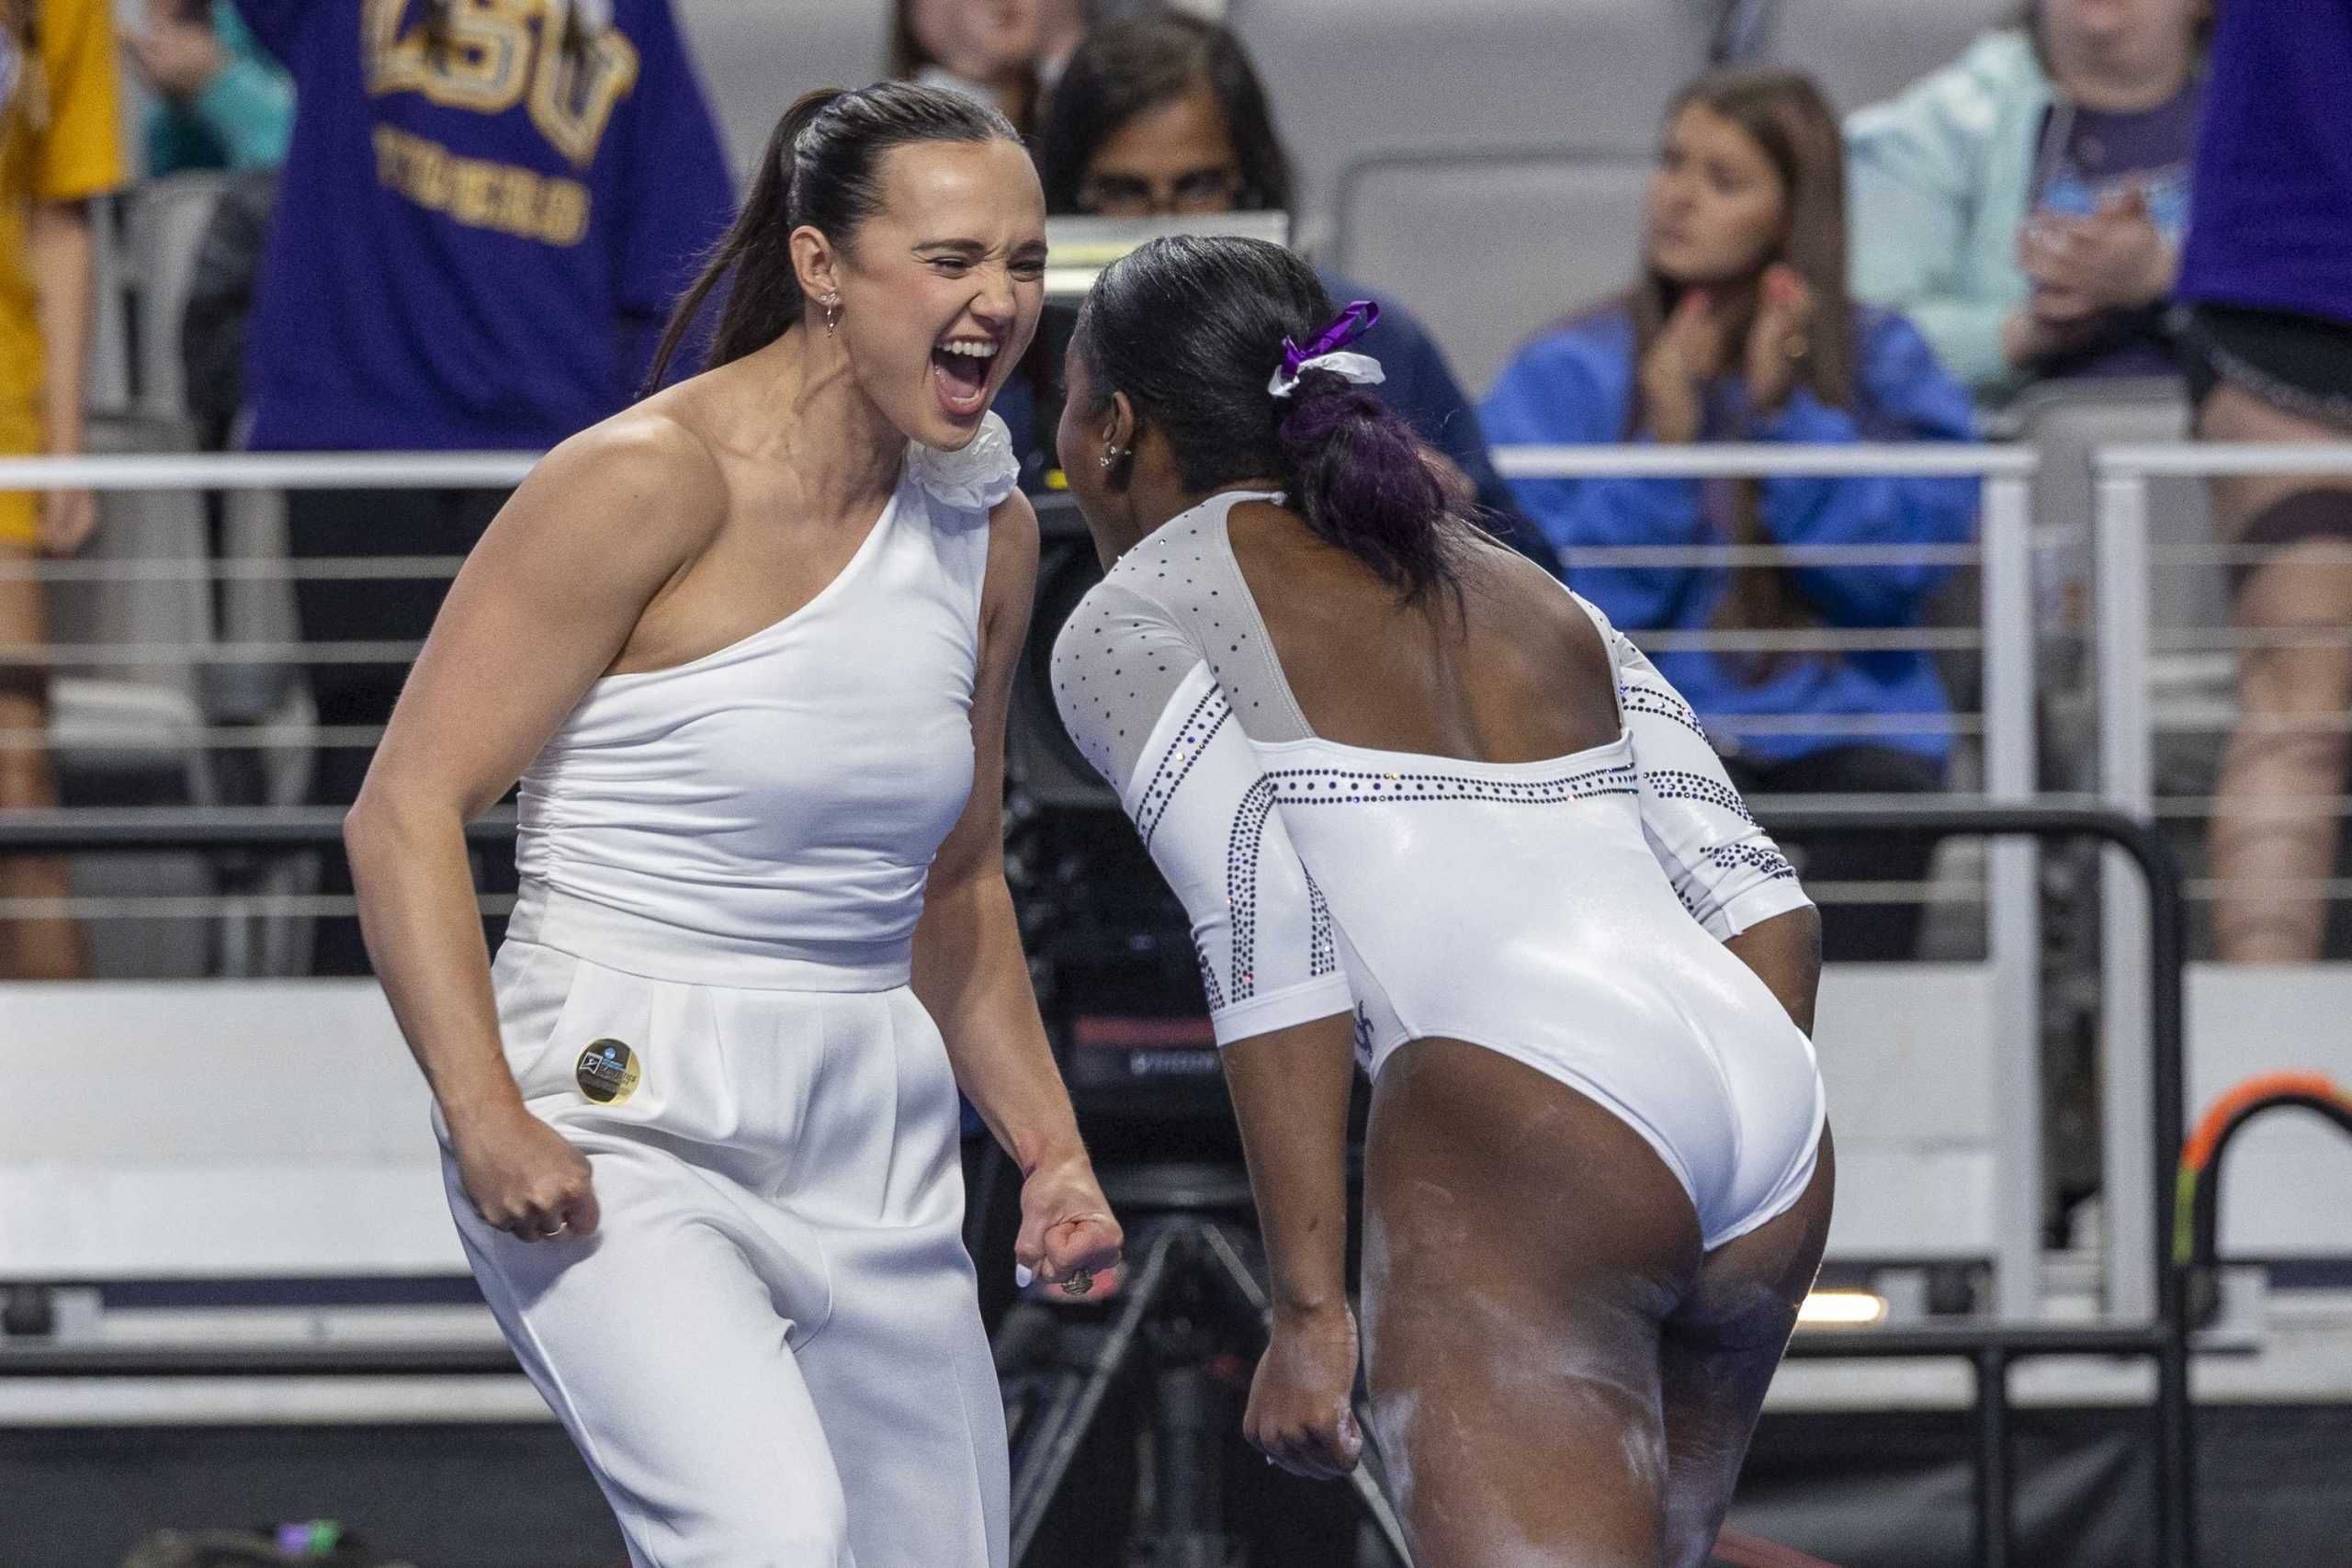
[1221,761,1639,1000]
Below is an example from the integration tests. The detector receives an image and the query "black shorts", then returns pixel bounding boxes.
[2179,302,2352,433]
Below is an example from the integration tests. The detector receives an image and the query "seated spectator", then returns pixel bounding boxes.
[894,0,1082,133]
[126,0,291,175]
[1030,8,1560,572]
[2177,0,2352,962]
[1846,0,2210,400]
[2,0,123,978]
[1483,68,1979,962]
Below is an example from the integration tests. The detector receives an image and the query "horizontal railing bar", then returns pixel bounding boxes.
[0,807,512,851]
[1555,543,1983,566]
[0,452,540,491]
[0,795,2114,853]
[2098,443,2352,479]
[2183,878,2352,901]
[1405,626,1980,653]
[2151,627,2352,651]
[5,547,1988,581]
[0,1323,2177,1379]
[1495,443,2034,479]
[1785,1324,2168,1359]
[0,1342,521,1378]
[2150,794,2352,814]
[13,716,1988,750]
[0,895,518,919]
[0,556,469,582]
[10,631,1990,664]
[0,887,1973,920]
[6,642,423,665]
[0,446,2039,490]
[2147,715,2352,737]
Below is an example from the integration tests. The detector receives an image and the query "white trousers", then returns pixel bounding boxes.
[441,939,1009,1568]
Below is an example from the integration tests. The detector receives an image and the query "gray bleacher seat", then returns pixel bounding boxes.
[1333,152,1650,396]
[674,0,893,188]
[46,413,219,976]
[1744,0,2020,117]
[1227,0,1716,249]
[124,171,231,428]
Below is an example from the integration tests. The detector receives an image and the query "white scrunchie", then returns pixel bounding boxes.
[1267,351,1387,400]
[907,411,1021,513]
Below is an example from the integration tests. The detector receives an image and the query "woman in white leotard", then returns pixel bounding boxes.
[344,84,1122,1567]
[1051,236,1835,1568]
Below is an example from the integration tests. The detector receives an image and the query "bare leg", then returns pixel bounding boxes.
[1361,1038,1702,1568]
[0,547,84,979]
[1657,1128,1836,1568]
[2198,385,2352,963]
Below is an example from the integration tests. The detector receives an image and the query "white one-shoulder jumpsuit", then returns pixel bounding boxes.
[435,420,1023,1568]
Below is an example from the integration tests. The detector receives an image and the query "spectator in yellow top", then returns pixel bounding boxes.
[1,0,123,977]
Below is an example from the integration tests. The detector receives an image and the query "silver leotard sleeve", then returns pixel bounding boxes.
[1052,580,1355,1046]
[1575,594,1816,941]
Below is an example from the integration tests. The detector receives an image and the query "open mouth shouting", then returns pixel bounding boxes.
[931,334,1002,421]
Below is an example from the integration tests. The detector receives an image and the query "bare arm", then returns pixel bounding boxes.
[1725,904,1823,1036]
[345,421,718,1238]
[27,199,98,553]
[911,491,1121,1289]
[1048,578,1360,1473]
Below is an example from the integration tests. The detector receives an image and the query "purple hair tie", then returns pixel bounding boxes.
[1269,299,1387,399]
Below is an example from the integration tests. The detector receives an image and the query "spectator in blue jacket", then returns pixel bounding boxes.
[127,0,292,175]
[1027,9,1560,573]
[232,0,735,973]
[1485,68,1979,961]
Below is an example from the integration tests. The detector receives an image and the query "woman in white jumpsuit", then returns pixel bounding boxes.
[345,84,1122,1567]
[1051,237,1835,1568]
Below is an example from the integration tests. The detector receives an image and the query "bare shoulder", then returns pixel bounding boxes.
[1464,536,1613,675]
[986,486,1041,561]
[979,488,1042,629]
[510,406,728,556]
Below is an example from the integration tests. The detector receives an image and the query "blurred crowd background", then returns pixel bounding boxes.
[13,0,2337,985]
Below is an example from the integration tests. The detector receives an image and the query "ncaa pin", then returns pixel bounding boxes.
[575,1039,641,1105]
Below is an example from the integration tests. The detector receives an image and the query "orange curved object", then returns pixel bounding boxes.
[2183,1071,2348,1170]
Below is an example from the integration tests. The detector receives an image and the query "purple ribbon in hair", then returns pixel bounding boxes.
[1279,299,1382,381]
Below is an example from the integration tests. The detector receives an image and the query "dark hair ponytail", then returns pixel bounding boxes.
[1272,369,1457,601]
[646,81,1019,390]
[1077,235,1463,602]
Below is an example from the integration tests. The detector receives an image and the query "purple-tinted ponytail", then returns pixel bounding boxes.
[1274,370,1457,601]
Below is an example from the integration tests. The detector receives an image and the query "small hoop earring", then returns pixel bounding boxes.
[1099,446,1125,471]
[822,293,842,337]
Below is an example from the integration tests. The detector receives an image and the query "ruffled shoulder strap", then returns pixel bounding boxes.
[905,412,1020,514]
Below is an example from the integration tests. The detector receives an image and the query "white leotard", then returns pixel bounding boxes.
[1052,490,1825,1250]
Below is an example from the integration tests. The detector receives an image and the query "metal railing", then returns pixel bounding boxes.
[2092,443,2352,1322]
[0,801,2195,1568]
[2,443,2053,1310]
[1497,442,2047,1316]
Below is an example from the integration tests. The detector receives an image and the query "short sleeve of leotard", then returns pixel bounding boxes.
[1053,578,1356,1047]
[1571,595,1815,942]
